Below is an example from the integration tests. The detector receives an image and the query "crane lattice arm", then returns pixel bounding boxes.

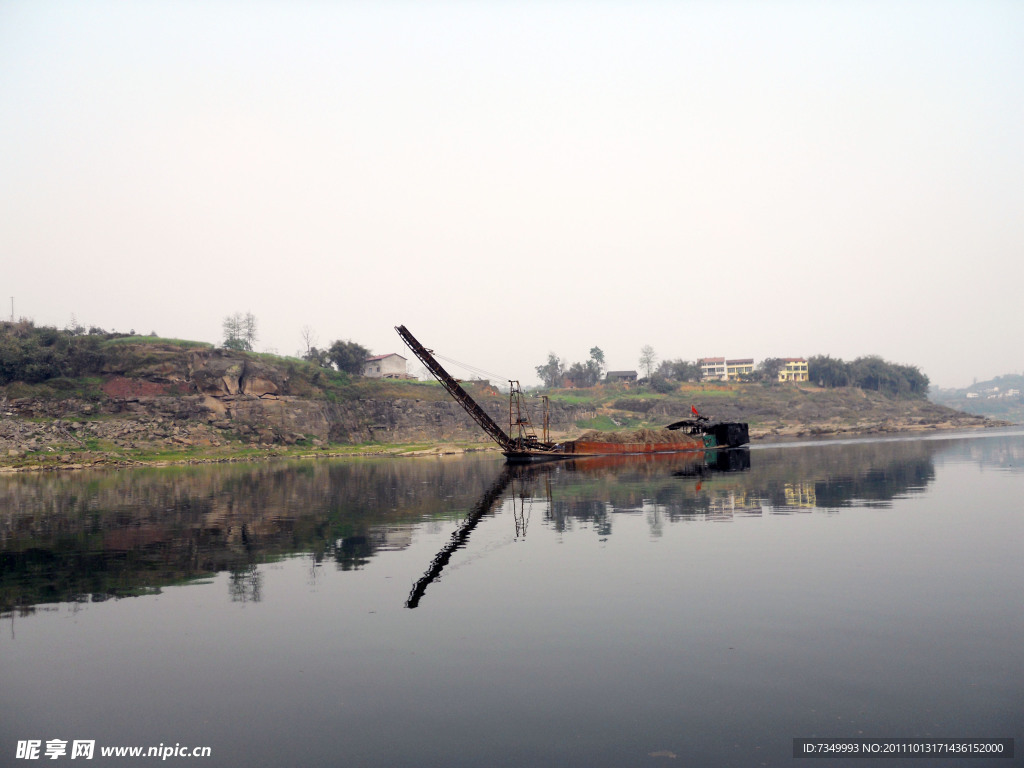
[395,325,513,451]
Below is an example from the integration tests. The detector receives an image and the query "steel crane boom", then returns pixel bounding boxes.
[395,325,514,451]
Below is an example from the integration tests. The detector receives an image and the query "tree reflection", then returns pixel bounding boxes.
[0,456,503,613]
[0,438,965,614]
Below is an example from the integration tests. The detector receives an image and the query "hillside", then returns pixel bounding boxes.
[0,328,999,470]
[930,374,1024,424]
[544,381,993,440]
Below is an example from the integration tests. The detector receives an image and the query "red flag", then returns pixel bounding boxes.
[691,405,699,417]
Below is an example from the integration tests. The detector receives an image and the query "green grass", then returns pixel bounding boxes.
[248,350,303,363]
[0,435,502,471]
[611,391,665,401]
[0,376,106,401]
[681,388,739,399]
[545,393,595,404]
[101,336,213,349]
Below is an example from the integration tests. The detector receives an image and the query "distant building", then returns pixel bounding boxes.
[699,357,727,381]
[606,370,638,383]
[778,358,809,383]
[726,359,754,381]
[363,353,408,379]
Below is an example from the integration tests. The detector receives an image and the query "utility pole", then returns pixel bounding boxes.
[9,297,12,323]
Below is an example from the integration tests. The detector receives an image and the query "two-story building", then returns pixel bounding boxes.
[699,357,727,381]
[726,359,754,381]
[363,353,409,379]
[778,358,808,383]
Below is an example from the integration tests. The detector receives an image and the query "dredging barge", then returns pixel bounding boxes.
[396,325,749,463]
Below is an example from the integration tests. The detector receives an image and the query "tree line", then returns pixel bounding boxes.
[536,347,606,388]
[1,315,929,399]
[807,355,929,397]
[533,344,929,398]
[536,347,790,389]
[0,320,130,384]
[301,341,369,375]
[0,315,376,387]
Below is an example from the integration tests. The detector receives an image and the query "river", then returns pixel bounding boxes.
[2,430,1022,767]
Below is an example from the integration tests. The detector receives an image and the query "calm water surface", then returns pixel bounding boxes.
[2,430,1022,767]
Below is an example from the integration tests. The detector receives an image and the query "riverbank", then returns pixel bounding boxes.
[0,431,500,473]
[0,414,1003,473]
[0,336,1005,472]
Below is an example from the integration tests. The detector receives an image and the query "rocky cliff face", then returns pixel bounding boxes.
[1,391,592,454]
[2,344,594,453]
[322,397,591,444]
[100,346,290,398]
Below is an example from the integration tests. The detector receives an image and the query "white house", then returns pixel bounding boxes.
[363,353,408,379]
[726,358,754,381]
[699,357,727,381]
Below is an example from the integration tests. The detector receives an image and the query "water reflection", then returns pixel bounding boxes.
[0,457,501,614]
[0,436,968,614]
[938,430,1024,472]
[406,466,515,608]
[407,450,750,606]
[229,561,262,603]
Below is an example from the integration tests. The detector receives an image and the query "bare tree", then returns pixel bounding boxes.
[300,325,318,354]
[242,312,257,349]
[639,345,658,380]
[222,314,243,350]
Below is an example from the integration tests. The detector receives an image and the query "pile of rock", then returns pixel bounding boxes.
[572,427,694,445]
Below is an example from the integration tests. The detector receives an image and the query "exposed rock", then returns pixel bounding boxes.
[101,343,191,380]
[189,351,244,395]
[224,395,332,441]
[203,396,229,420]
[239,360,287,397]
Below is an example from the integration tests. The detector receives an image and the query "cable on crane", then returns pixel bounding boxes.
[432,352,514,384]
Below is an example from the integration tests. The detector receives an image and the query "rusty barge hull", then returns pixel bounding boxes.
[504,436,708,463]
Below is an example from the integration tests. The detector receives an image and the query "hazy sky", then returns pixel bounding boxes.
[1,1,1021,389]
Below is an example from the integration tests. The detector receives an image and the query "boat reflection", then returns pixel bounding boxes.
[405,449,751,607]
